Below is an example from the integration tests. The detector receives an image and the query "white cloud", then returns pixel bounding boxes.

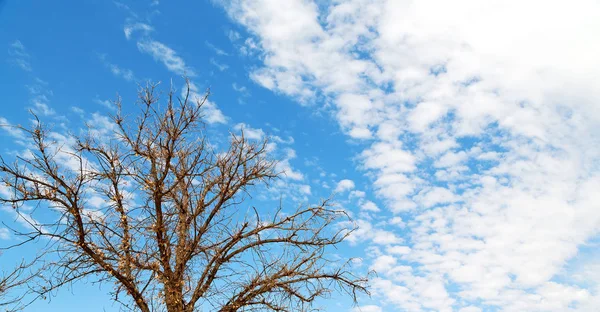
[133,33,226,124]
[239,37,259,56]
[388,216,405,228]
[223,0,600,310]
[361,142,416,174]
[335,179,355,193]
[360,200,380,212]
[370,254,396,273]
[234,123,265,140]
[0,117,26,141]
[349,190,365,199]
[0,228,10,240]
[8,40,31,71]
[93,98,115,111]
[227,30,241,42]
[347,219,402,246]
[415,187,459,208]
[205,41,229,56]
[98,54,136,81]
[386,245,411,255]
[298,184,311,195]
[274,148,304,181]
[434,150,468,168]
[87,113,118,138]
[232,83,249,96]
[210,58,229,71]
[124,22,153,40]
[183,82,226,125]
[31,100,55,116]
[137,40,195,76]
[351,305,382,312]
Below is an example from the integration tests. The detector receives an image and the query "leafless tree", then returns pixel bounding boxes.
[0,258,40,312]
[0,81,369,311]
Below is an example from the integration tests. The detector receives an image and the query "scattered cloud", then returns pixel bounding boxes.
[222,0,600,310]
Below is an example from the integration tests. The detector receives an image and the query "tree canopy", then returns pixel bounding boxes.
[0,81,369,312]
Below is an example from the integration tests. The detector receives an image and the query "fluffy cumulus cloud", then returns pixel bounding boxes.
[222,0,600,311]
[335,179,355,193]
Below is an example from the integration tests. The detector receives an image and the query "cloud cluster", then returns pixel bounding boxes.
[222,0,600,310]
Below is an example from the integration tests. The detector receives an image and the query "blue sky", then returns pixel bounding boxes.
[2,1,600,311]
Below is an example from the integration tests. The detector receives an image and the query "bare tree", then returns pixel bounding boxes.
[0,81,369,311]
[0,259,40,312]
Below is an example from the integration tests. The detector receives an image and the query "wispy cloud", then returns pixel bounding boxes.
[8,40,31,71]
[26,78,55,117]
[226,30,241,42]
[30,100,55,116]
[232,83,248,94]
[130,22,226,123]
[124,22,153,40]
[210,58,228,71]
[113,1,138,18]
[205,41,229,56]
[137,40,195,76]
[93,98,116,111]
[187,82,226,124]
[0,117,26,141]
[232,83,250,104]
[98,54,136,81]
